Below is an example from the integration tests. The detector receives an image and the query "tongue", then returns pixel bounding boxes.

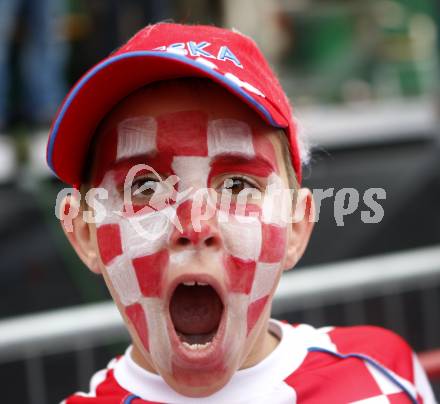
[170,284,223,335]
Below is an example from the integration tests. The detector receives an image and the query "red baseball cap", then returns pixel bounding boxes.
[47,23,302,186]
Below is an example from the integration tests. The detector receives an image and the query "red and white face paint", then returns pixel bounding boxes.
[93,110,291,384]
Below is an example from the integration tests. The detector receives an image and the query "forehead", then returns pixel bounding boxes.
[91,80,285,182]
[99,79,270,127]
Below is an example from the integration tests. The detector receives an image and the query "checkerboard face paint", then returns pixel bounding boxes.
[93,110,291,385]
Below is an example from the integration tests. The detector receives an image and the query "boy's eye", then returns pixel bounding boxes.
[131,177,161,198]
[220,177,259,195]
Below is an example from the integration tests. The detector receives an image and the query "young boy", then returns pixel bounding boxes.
[48,23,436,403]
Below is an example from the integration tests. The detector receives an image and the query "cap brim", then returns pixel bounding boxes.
[47,51,288,185]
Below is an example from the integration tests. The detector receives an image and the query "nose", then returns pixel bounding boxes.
[170,199,221,249]
[172,227,220,248]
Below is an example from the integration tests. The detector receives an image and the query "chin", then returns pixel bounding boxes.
[122,263,268,398]
[161,364,235,397]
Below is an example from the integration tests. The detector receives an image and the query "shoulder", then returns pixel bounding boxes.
[287,323,414,378]
[61,357,130,403]
[283,322,436,403]
[284,322,412,363]
[328,325,414,370]
[61,356,162,404]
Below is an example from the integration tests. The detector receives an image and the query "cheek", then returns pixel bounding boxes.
[96,224,123,265]
[96,211,171,354]
[125,302,150,351]
[259,223,287,263]
[245,226,286,335]
[224,256,256,294]
[219,202,288,335]
[102,219,170,299]
[246,295,270,335]
[218,200,262,218]
[219,215,262,261]
[132,250,169,297]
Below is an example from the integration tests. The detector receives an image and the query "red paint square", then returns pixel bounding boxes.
[175,199,193,230]
[259,223,286,263]
[251,128,279,173]
[132,250,169,297]
[247,295,269,335]
[125,303,149,351]
[157,111,208,156]
[96,224,123,265]
[225,255,256,294]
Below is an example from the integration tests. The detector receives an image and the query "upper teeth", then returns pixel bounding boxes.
[182,281,209,286]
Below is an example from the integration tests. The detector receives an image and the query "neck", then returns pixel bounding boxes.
[240,316,280,370]
[131,345,157,374]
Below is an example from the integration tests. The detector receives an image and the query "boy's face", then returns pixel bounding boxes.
[65,80,313,397]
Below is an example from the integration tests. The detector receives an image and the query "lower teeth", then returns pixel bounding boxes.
[182,341,212,350]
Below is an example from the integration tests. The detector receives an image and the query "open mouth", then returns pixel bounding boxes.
[169,281,224,351]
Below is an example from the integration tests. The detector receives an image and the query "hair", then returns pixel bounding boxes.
[80,78,302,205]
[277,129,299,191]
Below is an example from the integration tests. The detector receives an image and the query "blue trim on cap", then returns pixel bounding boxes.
[47,51,284,174]
[307,347,418,403]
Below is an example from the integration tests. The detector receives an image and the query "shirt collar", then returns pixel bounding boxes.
[113,319,309,403]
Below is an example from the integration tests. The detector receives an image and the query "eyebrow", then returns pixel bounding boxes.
[209,153,278,178]
[111,153,156,171]
[114,152,155,165]
[108,152,167,184]
[112,151,278,171]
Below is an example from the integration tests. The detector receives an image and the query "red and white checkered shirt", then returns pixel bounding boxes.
[62,319,436,404]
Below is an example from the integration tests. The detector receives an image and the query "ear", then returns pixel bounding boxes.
[59,194,101,274]
[284,188,315,270]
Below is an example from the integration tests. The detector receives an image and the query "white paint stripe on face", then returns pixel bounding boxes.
[98,172,125,225]
[262,173,291,226]
[120,209,172,259]
[207,119,255,157]
[169,249,197,266]
[250,262,280,302]
[222,293,248,363]
[117,116,157,161]
[172,156,211,193]
[219,216,262,260]
[107,255,142,306]
[141,297,172,372]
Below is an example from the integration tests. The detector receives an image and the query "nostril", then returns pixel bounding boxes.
[204,236,217,247]
[177,237,191,246]
[173,232,220,249]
